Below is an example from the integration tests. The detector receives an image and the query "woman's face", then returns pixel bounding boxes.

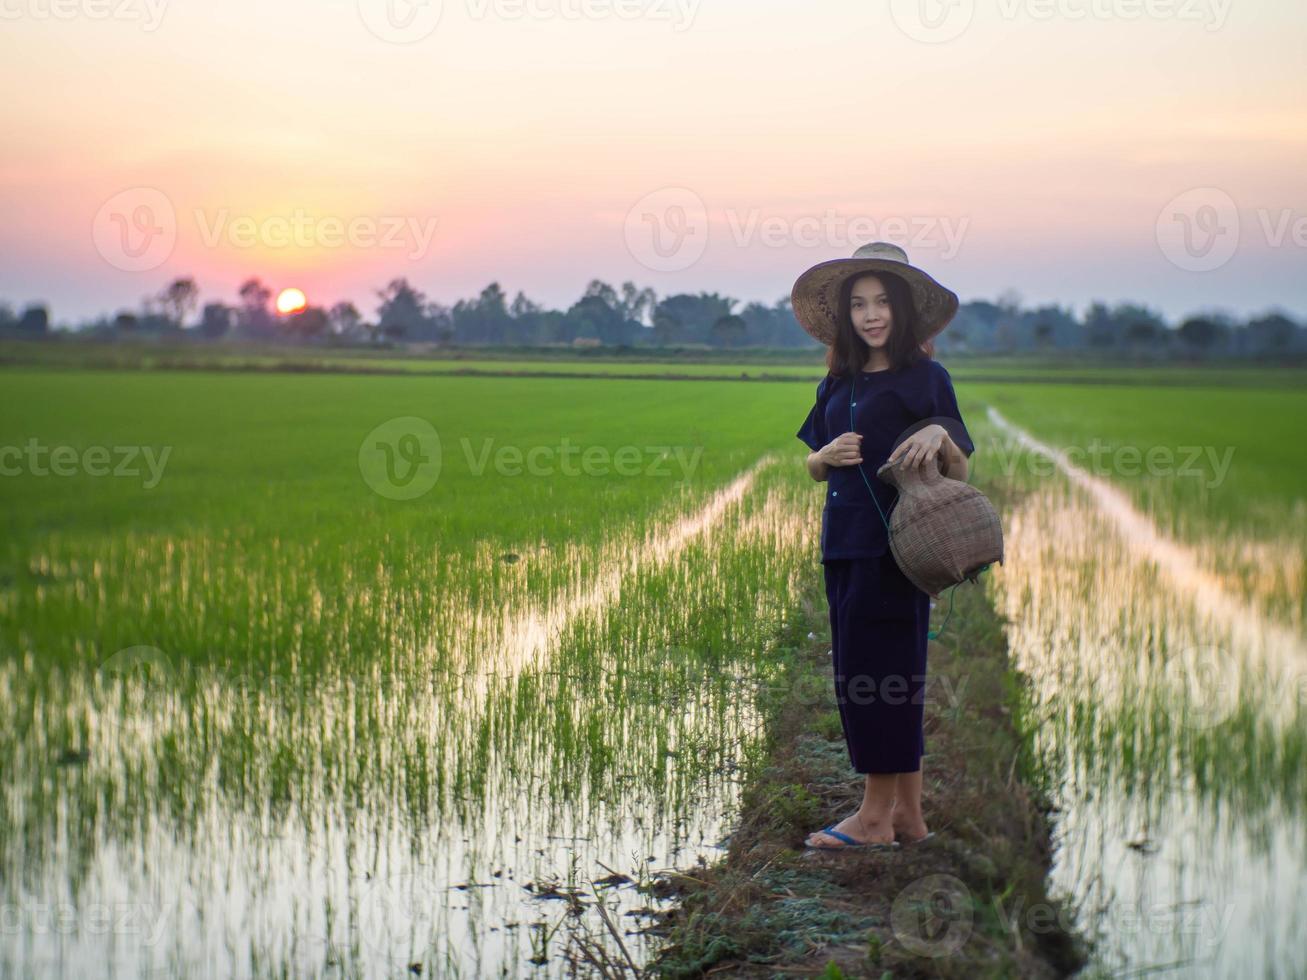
[849,274,893,350]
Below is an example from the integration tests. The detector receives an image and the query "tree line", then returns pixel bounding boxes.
[2,276,1303,358]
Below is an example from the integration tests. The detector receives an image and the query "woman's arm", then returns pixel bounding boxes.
[806,432,862,482]
[806,451,830,482]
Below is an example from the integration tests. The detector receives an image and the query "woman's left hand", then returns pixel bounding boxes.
[888,424,947,472]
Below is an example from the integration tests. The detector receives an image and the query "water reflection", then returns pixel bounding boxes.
[985,413,1307,979]
[0,456,820,977]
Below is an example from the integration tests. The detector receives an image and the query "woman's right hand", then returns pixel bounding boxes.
[820,432,863,468]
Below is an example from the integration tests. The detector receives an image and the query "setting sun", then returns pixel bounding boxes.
[276,288,307,315]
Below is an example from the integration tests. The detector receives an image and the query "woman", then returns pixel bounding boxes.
[792,242,975,851]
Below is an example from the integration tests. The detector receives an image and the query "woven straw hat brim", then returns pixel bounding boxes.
[791,257,959,347]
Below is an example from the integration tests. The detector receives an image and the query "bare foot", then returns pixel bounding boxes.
[805,811,894,849]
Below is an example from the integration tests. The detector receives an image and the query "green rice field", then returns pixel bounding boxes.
[2,355,1305,977]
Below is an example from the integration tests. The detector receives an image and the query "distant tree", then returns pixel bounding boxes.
[376,278,431,341]
[1247,312,1296,353]
[17,305,49,334]
[711,313,747,348]
[199,303,232,339]
[236,278,275,338]
[328,301,363,338]
[285,305,329,339]
[618,282,657,326]
[1177,317,1222,357]
[113,311,139,333]
[582,279,619,310]
[653,293,735,345]
[652,309,683,346]
[510,291,542,319]
[452,282,513,344]
[156,277,198,328]
[735,297,810,348]
[1034,322,1054,349]
[1084,301,1117,348]
[566,293,627,345]
[1125,320,1158,349]
[0,303,15,330]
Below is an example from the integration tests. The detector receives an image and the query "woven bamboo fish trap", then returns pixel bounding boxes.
[874,456,1004,599]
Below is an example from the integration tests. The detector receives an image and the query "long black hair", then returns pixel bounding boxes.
[824,270,934,379]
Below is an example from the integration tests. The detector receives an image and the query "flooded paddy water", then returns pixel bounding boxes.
[0,370,825,977]
[983,405,1306,979]
[4,366,1305,977]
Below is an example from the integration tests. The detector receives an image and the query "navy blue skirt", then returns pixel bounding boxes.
[822,552,931,774]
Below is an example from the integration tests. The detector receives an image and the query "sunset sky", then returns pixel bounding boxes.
[2,0,1304,325]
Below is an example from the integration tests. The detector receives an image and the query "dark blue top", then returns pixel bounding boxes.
[795,358,975,563]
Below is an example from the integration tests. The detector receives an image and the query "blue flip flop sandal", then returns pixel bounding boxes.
[804,824,900,851]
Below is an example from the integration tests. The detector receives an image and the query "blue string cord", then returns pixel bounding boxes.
[847,373,989,640]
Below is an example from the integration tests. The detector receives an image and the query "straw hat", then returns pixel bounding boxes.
[791,242,959,347]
